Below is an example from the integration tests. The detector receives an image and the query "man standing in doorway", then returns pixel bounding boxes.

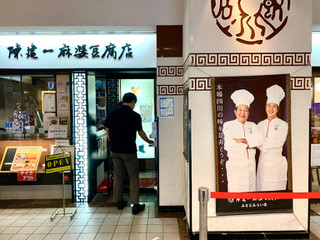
[105,92,154,215]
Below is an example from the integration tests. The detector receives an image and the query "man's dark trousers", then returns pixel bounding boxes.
[111,152,139,204]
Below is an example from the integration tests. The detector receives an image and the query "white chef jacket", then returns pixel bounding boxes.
[257,117,288,191]
[223,119,263,192]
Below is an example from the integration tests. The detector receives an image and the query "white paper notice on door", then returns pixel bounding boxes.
[42,92,56,113]
[311,144,320,166]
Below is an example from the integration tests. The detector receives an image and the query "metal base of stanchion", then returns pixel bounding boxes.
[50,208,78,221]
[50,171,77,221]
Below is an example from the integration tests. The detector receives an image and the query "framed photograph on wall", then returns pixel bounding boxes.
[211,74,292,215]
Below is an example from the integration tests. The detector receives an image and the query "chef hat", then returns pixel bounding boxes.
[266,84,285,106]
[230,89,254,108]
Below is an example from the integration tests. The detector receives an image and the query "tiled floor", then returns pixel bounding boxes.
[3,188,320,239]
[309,204,320,240]
[2,202,320,240]
[310,177,320,240]
[0,203,182,240]
[311,204,320,238]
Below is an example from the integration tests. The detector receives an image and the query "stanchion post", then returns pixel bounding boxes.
[62,172,66,215]
[199,187,209,240]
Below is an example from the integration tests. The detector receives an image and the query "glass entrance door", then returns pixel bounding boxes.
[119,79,155,159]
[94,74,158,196]
[119,79,157,191]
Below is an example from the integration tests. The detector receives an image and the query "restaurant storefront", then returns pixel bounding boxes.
[0,33,157,202]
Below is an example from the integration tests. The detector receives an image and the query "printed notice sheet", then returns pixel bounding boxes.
[159,97,174,118]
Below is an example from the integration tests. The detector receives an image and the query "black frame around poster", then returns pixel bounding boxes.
[211,74,292,215]
[183,88,189,161]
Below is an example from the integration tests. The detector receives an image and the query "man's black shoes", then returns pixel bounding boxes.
[118,201,145,214]
[117,199,127,210]
[132,203,145,215]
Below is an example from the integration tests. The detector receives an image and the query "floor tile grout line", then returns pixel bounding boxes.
[0,201,181,239]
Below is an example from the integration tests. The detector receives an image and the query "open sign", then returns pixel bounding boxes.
[45,152,72,174]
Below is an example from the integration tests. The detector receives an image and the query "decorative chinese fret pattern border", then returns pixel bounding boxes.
[72,72,88,202]
[291,77,312,90]
[189,77,212,91]
[107,79,119,113]
[184,53,310,67]
[106,79,118,194]
[157,85,184,95]
[185,77,312,91]
[157,77,311,94]
[157,66,184,77]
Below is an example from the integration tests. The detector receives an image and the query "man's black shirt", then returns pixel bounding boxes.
[105,105,142,153]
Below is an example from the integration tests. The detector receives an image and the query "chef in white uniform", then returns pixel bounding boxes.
[223,89,263,192]
[257,84,288,191]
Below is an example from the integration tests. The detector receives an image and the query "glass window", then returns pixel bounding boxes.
[0,75,21,133]
[96,78,106,127]
[0,74,56,135]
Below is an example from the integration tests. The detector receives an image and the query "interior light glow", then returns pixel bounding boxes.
[72,72,88,202]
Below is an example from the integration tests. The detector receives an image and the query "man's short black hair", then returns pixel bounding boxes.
[122,92,137,103]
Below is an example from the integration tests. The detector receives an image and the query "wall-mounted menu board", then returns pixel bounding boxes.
[0,146,42,172]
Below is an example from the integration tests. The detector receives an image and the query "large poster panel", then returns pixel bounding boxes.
[211,74,292,215]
